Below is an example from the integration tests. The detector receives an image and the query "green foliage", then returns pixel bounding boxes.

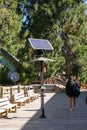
[0,65,11,85]
[0,0,23,54]
[0,0,87,84]
[78,45,87,83]
[59,3,87,78]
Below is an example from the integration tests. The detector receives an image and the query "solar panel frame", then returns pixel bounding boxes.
[28,38,54,50]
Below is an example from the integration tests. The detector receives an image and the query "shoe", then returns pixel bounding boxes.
[70,108,72,111]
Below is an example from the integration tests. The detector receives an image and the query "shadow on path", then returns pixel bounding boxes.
[21,91,87,130]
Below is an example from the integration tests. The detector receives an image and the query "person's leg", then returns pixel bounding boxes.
[69,97,72,111]
[73,96,76,108]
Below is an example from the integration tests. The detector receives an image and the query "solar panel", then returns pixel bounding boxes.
[28,38,54,50]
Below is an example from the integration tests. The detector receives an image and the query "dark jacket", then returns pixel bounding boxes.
[65,77,80,97]
[66,81,76,97]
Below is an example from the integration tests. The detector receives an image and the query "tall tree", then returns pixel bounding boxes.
[1,0,87,84]
[0,0,23,55]
[27,0,86,78]
[18,0,87,82]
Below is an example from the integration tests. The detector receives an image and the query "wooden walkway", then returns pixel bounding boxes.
[0,90,87,130]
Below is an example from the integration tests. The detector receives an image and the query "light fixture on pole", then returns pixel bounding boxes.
[31,57,54,118]
[28,38,54,118]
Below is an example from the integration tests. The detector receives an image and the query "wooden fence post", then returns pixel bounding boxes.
[24,86,26,96]
[10,87,13,102]
[18,85,20,93]
[1,87,3,98]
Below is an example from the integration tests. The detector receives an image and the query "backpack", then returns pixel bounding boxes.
[73,83,80,96]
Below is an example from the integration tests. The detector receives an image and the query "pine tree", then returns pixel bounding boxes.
[1,0,87,84]
[0,0,23,55]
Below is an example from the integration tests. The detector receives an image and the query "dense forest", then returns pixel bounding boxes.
[0,0,87,85]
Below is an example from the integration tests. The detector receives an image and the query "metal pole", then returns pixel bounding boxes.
[40,61,46,118]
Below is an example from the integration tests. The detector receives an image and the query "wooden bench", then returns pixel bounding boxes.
[26,89,39,101]
[0,97,17,117]
[12,92,30,108]
[0,108,7,117]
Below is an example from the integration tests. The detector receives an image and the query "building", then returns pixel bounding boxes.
[0,47,20,84]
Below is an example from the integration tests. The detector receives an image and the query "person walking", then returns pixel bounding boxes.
[65,76,80,111]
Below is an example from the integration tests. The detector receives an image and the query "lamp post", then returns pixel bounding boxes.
[28,38,54,118]
[31,57,54,118]
[40,61,46,118]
